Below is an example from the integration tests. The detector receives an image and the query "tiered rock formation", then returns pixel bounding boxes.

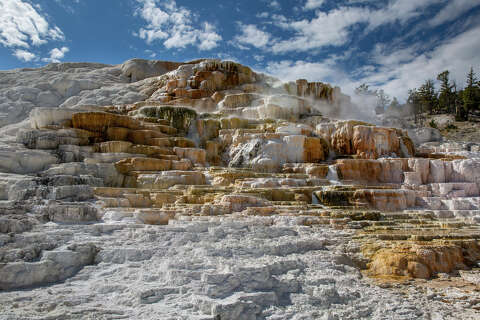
[1,59,480,319]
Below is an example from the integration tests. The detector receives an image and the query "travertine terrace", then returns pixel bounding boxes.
[1,59,480,319]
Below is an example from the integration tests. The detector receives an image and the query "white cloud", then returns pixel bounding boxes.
[257,0,480,101]
[366,0,445,30]
[304,0,325,10]
[256,12,269,19]
[265,59,344,84]
[42,46,69,63]
[429,0,480,27]
[255,0,447,53]
[13,49,36,62]
[264,22,480,102]
[197,23,222,50]
[216,52,240,63]
[0,0,65,48]
[372,44,417,66]
[367,24,480,101]
[135,0,222,51]
[234,23,271,49]
[144,49,157,58]
[54,0,80,13]
[271,7,369,53]
[55,0,80,3]
[269,1,281,10]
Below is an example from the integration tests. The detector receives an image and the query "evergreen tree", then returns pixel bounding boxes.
[354,83,390,114]
[462,67,479,117]
[407,88,422,124]
[390,97,400,109]
[437,70,454,113]
[452,81,467,121]
[418,79,437,115]
[355,83,373,96]
[405,66,480,123]
[386,96,403,116]
[376,89,391,108]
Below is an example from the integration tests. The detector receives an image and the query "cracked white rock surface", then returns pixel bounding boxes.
[1,216,479,320]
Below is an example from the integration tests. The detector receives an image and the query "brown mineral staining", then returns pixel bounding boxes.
[365,241,480,280]
[10,59,480,292]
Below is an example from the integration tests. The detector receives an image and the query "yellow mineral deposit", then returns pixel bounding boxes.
[2,58,480,318]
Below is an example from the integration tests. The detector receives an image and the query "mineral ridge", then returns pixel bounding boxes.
[0,59,479,319]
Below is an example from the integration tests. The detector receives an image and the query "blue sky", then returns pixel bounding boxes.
[1,0,480,100]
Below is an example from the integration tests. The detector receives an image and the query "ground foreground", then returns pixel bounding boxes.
[1,216,480,320]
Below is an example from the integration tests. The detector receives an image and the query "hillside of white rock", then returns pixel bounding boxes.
[0,59,480,319]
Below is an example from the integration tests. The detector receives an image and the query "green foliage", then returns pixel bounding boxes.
[455,107,468,121]
[462,67,480,116]
[355,83,391,113]
[406,67,479,120]
[418,79,438,115]
[139,106,197,133]
[437,70,455,113]
[445,123,457,131]
[198,112,222,119]
[355,83,373,96]
[385,97,405,116]
[429,119,438,129]
[407,88,423,124]
[375,89,391,110]
[406,79,439,120]
[390,97,400,109]
[407,89,420,108]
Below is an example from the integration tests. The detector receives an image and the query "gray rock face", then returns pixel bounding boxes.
[121,59,183,82]
[0,141,59,174]
[39,202,98,222]
[0,63,113,127]
[41,162,125,187]
[16,128,91,149]
[0,173,98,203]
[408,127,443,146]
[0,243,97,290]
[0,215,35,234]
[0,59,183,128]
[0,218,478,319]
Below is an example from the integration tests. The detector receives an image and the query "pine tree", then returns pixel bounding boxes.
[355,83,372,96]
[452,81,466,121]
[375,89,390,114]
[390,97,400,109]
[437,70,454,114]
[462,67,479,118]
[407,88,422,124]
[418,79,437,115]
[355,84,390,114]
